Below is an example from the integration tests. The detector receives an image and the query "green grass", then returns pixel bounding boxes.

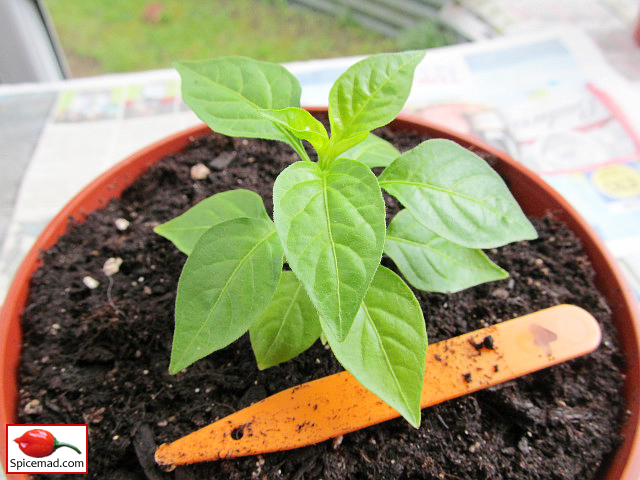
[44,0,401,77]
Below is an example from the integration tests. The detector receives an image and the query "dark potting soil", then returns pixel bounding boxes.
[18,125,625,480]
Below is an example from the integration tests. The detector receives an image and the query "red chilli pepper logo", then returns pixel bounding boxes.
[14,429,81,458]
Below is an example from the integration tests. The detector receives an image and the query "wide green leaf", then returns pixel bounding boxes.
[260,107,329,156]
[170,217,283,373]
[154,189,269,255]
[175,57,306,157]
[385,209,508,293]
[273,157,386,341]
[250,271,321,370]
[339,132,400,169]
[321,266,427,427]
[379,139,538,248]
[328,50,424,152]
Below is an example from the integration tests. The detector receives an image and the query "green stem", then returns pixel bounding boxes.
[277,125,311,162]
[293,142,311,162]
[54,439,82,454]
[318,144,337,171]
[318,152,330,171]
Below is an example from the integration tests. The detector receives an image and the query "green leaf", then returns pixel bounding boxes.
[154,189,270,255]
[379,139,538,248]
[339,133,400,169]
[328,51,425,147]
[175,57,307,158]
[260,107,329,155]
[250,271,321,369]
[170,217,283,373]
[273,157,386,341]
[321,266,427,427]
[385,209,508,293]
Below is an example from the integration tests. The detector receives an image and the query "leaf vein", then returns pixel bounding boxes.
[323,173,342,334]
[381,180,503,217]
[362,303,412,413]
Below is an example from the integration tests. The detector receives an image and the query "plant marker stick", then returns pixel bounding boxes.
[155,304,601,465]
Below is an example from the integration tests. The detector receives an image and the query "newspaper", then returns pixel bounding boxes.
[451,0,637,36]
[439,0,640,83]
[1,27,639,305]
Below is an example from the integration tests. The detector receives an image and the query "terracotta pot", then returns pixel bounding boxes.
[1,108,639,479]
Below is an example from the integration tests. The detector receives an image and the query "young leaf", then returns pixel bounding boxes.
[175,57,308,159]
[339,133,400,169]
[385,209,508,293]
[379,139,538,249]
[170,217,283,374]
[328,50,425,155]
[260,107,329,156]
[273,157,386,341]
[250,271,321,370]
[154,189,270,255]
[321,266,427,427]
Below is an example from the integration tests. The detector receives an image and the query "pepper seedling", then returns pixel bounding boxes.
[155,51,537,426]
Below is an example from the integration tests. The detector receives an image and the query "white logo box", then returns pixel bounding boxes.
[6,424,88,474]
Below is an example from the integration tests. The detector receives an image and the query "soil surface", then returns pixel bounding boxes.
[18,124,625,479]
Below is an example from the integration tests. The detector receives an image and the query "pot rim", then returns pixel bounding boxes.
[1,108,638,479]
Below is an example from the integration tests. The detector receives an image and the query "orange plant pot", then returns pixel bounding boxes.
[1,109,639,479]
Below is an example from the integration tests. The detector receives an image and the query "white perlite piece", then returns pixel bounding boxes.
[115,218,130,231]
[83,276,100,289]
[190,163,211,180]
[103,257,123,276]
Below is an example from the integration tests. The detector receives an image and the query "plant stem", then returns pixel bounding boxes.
[280,127,311,162]
[54,439,82,454]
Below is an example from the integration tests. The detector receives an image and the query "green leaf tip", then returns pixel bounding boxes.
[321,266,427,427]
